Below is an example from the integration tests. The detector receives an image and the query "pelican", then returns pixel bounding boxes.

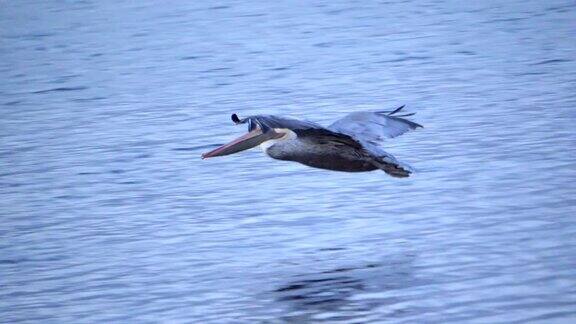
[202,105,422,177]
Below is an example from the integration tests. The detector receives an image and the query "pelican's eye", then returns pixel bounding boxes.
[247,119,256,131]
[247,119,262,133]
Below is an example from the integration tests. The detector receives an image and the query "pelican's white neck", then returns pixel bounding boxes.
[260,128,297,153]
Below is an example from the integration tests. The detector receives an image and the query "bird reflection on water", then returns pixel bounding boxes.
[273,248,419,322]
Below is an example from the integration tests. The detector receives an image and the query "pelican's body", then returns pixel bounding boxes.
[202,106,422,178]
[261,128,378,172]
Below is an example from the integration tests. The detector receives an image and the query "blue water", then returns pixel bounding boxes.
[2,0,576,322]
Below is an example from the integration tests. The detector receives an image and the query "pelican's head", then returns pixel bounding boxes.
[201,114,285,159]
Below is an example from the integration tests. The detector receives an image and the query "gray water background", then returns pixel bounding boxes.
[1,0,576,323]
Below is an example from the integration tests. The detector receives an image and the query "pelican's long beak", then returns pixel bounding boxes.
[201,129,279,159]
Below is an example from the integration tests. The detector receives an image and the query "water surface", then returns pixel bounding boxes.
[1,0,576,322]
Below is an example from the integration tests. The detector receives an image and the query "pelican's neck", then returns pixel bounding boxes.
[260,128,297,153]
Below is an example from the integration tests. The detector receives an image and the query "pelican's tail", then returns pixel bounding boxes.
[362,142,414,178]
[372,156,413,178]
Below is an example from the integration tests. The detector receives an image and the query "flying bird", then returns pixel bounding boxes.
[202,105,422,177]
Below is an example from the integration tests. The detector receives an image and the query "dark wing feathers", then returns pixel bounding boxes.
[297,128,363,149]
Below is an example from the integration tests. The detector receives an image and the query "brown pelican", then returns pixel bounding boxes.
[202,105,422,177]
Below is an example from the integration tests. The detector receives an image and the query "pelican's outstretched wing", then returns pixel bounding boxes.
[328,105,422,144]
[233,114,362,148]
